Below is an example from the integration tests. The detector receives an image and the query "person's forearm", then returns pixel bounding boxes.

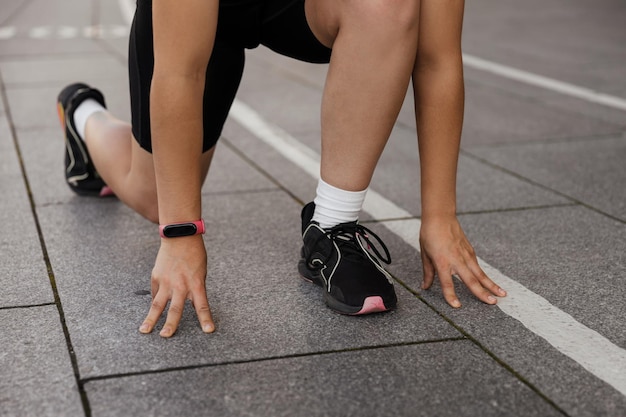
[150,75,205,224]
[413,55,464,221]
[150,0,217,226]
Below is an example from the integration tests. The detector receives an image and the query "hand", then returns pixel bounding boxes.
[419,215,506,308]
[139,235,215,337]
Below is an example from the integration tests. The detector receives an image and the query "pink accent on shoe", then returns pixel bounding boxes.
[354,296,387,315]
[99,186,115,197]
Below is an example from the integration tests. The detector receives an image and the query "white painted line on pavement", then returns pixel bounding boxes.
[57,26,79,39]
[29,26,52,39]
[0,25,127,40]
[118,0,626,396]
[230,100,626,397]
[0,26,16,40]
[463,54,626,111]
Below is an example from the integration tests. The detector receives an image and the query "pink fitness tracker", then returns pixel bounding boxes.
[159,219,205,238]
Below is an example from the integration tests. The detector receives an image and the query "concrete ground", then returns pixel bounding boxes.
[1,0,625,416]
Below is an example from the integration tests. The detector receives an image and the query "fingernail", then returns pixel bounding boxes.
[202,324,214,333]
[160,327,171,337]
[139,323,150,333]
[488,295,497,303]
[452,300,461,308]
[499,288,507,296]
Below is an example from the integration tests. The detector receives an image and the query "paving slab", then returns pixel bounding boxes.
[0,55,127,86]
[423,301,626,417]
[85,340,561,417]
[368,207,626,417]
[0,306,83,417]
[395,77,624,147]
[373,129,571,216]
[411,206,626,348]
[0,91,53,307]
[460,81,624,147]
[246,46,327,91]
[221,120,319,205]
[0,0,105,58]
[14,125,113,207]
[5,79,131,131]
[38,190,459,380]
[463,0,626,96]
[459,64,626,132]
[385,206,626,416]
[467,134,626,221]
[237,53,324,137]
[203,141,279,195]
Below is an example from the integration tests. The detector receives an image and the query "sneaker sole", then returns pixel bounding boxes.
[298,260,396,315]
[68,183,115,197]
[325,293,395,315]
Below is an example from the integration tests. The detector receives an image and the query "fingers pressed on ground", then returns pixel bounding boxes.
[480,275,507,298]
[439,272,461,308]
[139,292,168,334]
[457,266,497,305]
[160,295,185,338]
[467,259,507,297]
[194,297,215,333]
[420,251,435,290]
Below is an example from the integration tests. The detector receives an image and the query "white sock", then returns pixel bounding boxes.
[312,178,367,229]
[73,98,105,139]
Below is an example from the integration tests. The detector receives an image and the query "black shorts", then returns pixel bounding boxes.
[128,0,331,153]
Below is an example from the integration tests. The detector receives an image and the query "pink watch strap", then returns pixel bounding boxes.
[159,219,205,238]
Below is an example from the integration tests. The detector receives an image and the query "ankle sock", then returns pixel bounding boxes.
[312,178,367,229]
[73,98,105,139]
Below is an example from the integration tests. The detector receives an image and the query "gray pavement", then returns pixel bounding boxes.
[1,0,625,416]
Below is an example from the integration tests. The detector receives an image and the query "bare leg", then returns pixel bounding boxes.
[305,0,420,191]
[83,111,214,224]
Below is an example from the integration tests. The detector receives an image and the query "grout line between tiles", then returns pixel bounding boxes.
[0,302,56,311]
[461,149,626,225]
[80,337,467,384]
[392,277,571,416]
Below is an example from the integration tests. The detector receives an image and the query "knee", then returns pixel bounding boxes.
[346,0,419,33]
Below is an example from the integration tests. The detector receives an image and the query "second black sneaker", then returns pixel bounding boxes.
[56,83,110,196]
[298,202,397,315]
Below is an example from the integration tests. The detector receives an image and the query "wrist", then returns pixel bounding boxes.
[420,207,457,223]
[420,187,456,222]
[159,219,205,238]
[159,233,206,253]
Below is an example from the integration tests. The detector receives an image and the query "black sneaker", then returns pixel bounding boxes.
[56,83,111,196]
[298,202,397,315]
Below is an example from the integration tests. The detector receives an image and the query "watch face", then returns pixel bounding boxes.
[163,223,197,238]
